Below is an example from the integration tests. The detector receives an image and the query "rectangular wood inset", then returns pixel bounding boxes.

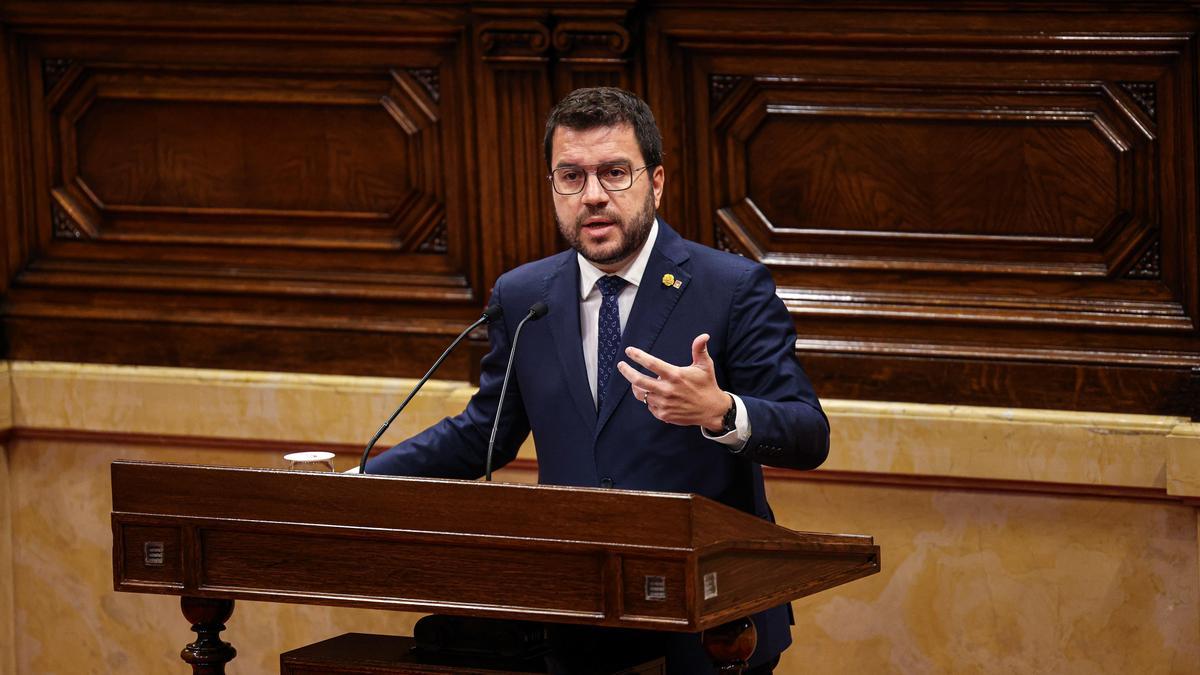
[200,529,605,614]
[119,524,183,587]
[620,557,687,622]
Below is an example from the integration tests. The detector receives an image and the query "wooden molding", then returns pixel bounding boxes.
[0,1,1197,412]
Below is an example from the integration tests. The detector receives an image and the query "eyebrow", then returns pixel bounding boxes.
[553,158,634,170]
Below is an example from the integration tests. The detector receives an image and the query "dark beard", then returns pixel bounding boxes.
[559,190,656,267]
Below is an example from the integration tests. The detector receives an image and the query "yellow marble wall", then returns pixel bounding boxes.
[7,440,437,674]
[1,451,13,675]
[1,362,535,675]
[1,361,1198,674]
[1,362,16,675]
[0,444,12,675]
[772,482,1199,673]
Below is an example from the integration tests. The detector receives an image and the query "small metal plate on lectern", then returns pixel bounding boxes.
[644,575,666,601]
[144,541,165,566]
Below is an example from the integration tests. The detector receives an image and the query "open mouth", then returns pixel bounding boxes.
[582,218,617,233]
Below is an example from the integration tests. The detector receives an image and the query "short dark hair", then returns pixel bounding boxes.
[543,87,663,169]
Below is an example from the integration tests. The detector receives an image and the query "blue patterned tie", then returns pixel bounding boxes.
[595,275,628,413]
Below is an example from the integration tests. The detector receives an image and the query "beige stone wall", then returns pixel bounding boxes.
[774,482,1198,673]
[1,362,1198,674]
[1,363,17,675]
[1,455,14,674]
[8,439,435,674]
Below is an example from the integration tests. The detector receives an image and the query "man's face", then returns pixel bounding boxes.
[550,124,665,272]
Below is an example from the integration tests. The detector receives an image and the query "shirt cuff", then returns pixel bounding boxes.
[343,465,362,474]
[700,393,750,451]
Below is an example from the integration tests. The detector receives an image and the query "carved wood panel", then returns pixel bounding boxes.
[0,1,488,377]
[650,4,1200,416]
[1,0,1198,416]
[472,9,635,285]
[50,65,446,254]
[473,15,556,285]
[713,78,1155,272]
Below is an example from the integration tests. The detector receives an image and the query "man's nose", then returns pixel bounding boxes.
[579,172,609,206]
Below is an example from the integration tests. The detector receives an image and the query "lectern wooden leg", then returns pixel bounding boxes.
[701,617,757,674]
[179,596,237,674]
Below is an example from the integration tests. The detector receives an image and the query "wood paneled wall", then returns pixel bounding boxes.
[0,0,1197,417]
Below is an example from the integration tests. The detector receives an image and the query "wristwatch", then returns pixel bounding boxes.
[720,394,737,434]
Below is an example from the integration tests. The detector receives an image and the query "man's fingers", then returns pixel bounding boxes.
[623,346,675,378]
[616,361,664,394]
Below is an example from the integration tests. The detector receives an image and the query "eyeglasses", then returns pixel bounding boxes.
[547,163,652,195]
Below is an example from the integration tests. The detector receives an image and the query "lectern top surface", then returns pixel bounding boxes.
[111,461,871,553]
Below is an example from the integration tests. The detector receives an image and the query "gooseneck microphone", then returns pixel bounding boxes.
[358,305,503,474]
[485,302,549,481]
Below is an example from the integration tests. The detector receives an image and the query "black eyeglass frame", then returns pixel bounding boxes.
[546,163,654,196]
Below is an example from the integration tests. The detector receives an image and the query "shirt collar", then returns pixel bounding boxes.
[578,219,659,300]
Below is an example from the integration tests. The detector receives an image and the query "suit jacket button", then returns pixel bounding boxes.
[600,477,614,488]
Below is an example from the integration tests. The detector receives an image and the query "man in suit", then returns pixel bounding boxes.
[366,87,829,674]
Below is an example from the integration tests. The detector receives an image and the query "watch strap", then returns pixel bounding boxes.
[720,394,737,433]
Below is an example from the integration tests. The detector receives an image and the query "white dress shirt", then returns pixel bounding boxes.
[577,221,749,449]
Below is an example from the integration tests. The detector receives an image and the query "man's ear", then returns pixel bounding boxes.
[652,164,665,208]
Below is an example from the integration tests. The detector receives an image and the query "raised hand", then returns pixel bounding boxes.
[616,333,731,432]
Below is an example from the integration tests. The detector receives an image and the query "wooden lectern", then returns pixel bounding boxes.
[111,461,880,673]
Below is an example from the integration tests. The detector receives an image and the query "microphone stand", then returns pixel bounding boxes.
[358,307,501,474]
[485,302,547,481]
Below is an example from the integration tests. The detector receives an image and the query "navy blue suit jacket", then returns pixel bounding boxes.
[368,220,829,670]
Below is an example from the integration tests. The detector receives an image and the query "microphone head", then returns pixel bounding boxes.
[528,302,549,320]
[482,305,503,323]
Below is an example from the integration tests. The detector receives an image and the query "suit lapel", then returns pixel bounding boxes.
[543,254,597,433]
[595,220,691,437]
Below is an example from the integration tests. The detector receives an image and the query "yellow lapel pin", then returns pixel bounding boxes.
[662,273,675,287]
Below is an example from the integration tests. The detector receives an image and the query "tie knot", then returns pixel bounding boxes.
[596,275,628,298]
